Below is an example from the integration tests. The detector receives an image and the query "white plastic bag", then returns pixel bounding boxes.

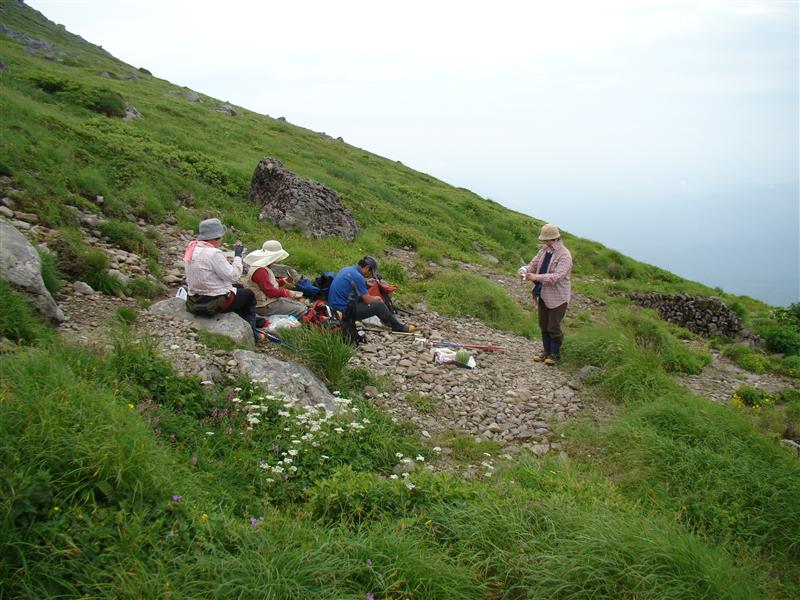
[268,315,301,331]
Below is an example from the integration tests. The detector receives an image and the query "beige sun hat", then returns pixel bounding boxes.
[244,240,289,268]
[538,223,561,241]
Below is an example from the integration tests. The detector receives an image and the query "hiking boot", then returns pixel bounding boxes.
[255,328,268,343]
[403,324,416,333]
[533,353,548,362]
[543,356,558,366]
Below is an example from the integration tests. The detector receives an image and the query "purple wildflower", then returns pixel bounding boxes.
[171,494,182,502]
[366,559,373,566]
[250,517,258,526]
[367,594,375,600]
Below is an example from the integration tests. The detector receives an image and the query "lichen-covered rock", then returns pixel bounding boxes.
[0,220,64,322]
[249,157,358,241]
[232,350,340,414]
[148,297,254,347]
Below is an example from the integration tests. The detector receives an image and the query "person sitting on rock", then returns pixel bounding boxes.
[183,218,259,337]
[328,256,415,333]
[243,240,306,318]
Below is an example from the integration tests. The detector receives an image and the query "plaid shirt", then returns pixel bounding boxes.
[521,240,573,308]
[185,244,242,296]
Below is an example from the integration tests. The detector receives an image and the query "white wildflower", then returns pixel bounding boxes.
[320,455,330,460]
[390,474,398,480]
[283,457,293,464]
[433,447,442,453]
[205,431,214,436]
[334,427,344,433]
[416,455,425,461]
[231,397,241,403]
[405,482,416,490]
[395,452,404,459]
[288,449,298,456]
[288,465,298,472]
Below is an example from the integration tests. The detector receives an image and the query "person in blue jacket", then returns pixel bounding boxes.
[327,256,415,333]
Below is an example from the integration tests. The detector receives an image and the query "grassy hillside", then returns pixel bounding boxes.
[2,1,800,598]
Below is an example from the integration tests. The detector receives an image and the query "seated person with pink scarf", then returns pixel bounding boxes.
[183,218,258,335]
[243,240,306,317]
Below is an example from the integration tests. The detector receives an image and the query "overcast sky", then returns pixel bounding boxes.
[26,0,800,305]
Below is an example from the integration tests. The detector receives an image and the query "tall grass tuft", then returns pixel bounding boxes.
[0,279,51,343]
[277,326,356,387]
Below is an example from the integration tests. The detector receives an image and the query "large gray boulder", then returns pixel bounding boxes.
[0,220,64,323]
[148,297,254,347]
[249,157,359,241]
[232,349,340,414]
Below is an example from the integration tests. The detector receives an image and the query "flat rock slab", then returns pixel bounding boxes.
[149,297,254,348]
[232,350,340,414]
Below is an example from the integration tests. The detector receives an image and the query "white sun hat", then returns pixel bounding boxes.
[244,240,289,268]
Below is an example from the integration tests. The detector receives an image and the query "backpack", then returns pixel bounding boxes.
[301,299,366,345]
[368,280,399,314]
[295,271,336,301]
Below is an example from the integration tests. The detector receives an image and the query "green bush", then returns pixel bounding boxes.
[115,306,137,326]
[724,345,769,374]
[0,280,50,343]
[758,323,800,355]
[127,276,161,300]
[780,355,800,379]
[98,219,159,258]
[732,385,776,408]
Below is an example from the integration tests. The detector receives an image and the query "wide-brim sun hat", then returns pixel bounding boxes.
[197,218,227,241]
[244,240,290,268]
[539,223,560,241]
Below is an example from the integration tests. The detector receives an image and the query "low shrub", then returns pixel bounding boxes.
[98,219,159,258]
[781,355,800,379]
[731,385,777,409]
[724,345,770,374]
[127,276,161,300]
[758,322,800,355]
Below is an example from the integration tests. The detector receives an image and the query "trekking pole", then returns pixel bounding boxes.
[264,332,300,352]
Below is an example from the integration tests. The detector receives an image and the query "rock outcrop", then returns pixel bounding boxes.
[148,297,254,347]
[628,292,742,337]
[232,350,340,414]
[249,157,358,241]
[0,220,64,322]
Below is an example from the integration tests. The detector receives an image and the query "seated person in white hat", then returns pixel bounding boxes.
[243,240,306,317]
[184,218,259,335]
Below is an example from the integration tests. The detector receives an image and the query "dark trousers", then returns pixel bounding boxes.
[537,298,567,358]
[224,286,257,332]
[351,300,405,332]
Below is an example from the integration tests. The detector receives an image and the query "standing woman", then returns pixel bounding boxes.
[243,240,306,317]
[184,217,259,336]
[519,223,573,365]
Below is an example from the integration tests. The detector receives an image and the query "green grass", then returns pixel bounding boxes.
[1,2,798,597]
[276,325,357,387]
[424,271,539,338]
[0,279,53,343]
[404,392,439,413]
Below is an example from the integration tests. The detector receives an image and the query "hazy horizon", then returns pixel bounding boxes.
[25,0,800,305]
